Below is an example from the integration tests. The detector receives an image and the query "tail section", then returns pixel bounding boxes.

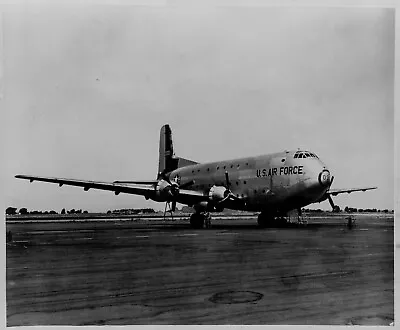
[158,124,178,178]
[157,124,198,179]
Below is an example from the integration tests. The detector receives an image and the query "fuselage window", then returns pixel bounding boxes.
[216,166,219,170]
[236,181,239,185]
[246,162,249,166]
[244,180,247,184]
[207,168,210,172]
[197,169,200,172]
[263,189,266,193]
[230,165,233,168]
[223,165,226,169]
[294,154,298,159]
[192,170,194,173]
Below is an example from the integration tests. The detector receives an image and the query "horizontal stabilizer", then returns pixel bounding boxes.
[177,157,198,168]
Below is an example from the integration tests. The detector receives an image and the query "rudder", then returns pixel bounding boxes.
[158,124,178,178]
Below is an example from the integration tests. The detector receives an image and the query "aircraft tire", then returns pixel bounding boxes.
[190,213,204,229]
[257,213,273,228]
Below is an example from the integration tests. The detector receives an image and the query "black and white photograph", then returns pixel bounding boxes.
[3,2,394,326]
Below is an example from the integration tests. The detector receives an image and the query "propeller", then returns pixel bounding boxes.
[162,176,195,219]
[220,172,242,203]
[328,194,335,210]
[225,171,231,189]
[327,176,336,211]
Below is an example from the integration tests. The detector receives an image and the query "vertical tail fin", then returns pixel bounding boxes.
[158,124,178,178]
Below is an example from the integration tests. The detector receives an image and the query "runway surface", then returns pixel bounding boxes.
[6,214,394,325]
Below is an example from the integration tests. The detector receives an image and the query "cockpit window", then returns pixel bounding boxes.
[294,151,318,159]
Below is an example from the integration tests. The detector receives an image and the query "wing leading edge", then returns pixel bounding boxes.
[15,175,207,202]
[328,186,377,196]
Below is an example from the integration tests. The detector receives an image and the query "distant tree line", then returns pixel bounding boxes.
[107,208,155,215]
[5,207,88,215]
[6,205,393,216]
[343,206,392,213]
[302,207,393,213]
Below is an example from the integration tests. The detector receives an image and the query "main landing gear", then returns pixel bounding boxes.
[190,212,211,229]
[257,212,276,228]
[257,209,307,228]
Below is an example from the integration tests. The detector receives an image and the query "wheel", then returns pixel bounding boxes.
[190,213,204,229]
[257,212,274,228]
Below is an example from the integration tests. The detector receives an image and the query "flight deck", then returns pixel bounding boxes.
[6,214,394,326]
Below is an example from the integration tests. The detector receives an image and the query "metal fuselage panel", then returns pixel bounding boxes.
[166,150,330,212]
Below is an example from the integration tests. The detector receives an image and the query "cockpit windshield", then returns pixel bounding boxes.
[294,151,318,159]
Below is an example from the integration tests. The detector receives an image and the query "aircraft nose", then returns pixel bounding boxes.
[318,169,331,186]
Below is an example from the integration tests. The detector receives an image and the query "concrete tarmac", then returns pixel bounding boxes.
[6,214,394,325]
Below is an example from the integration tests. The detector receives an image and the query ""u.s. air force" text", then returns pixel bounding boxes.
[256,166,303,178]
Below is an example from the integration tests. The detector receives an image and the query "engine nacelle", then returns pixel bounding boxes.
[209,185,229,202]
[194,201,224,212]
[154,179,178,201]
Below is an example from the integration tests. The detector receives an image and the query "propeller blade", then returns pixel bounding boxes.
[327,194,335,210]
[170,183,179,196]
[225,171,231,189]
[330,176,334,186]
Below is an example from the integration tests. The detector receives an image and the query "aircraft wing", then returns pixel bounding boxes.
[15,175,156,196]
[15,175,207,201]
[328,187,377,196]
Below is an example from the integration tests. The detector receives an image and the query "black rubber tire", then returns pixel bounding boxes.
[257,213,274,228]
[190,213,204,229]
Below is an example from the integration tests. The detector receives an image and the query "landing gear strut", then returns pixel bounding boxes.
[257,212,275,228]
[190,212,211,229]
[257,209,307,228]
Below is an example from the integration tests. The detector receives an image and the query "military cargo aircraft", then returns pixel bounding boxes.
[16,124,376,228]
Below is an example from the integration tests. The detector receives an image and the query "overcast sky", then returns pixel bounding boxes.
[3,5,394,212]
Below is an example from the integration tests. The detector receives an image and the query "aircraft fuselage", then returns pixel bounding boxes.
[161,150,331,213]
